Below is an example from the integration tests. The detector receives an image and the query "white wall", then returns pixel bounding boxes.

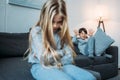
[0,0,40,33]
[0,0,6,32]
[0,0,120,67]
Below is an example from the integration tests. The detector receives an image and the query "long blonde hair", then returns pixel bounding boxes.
[28,0,76,68]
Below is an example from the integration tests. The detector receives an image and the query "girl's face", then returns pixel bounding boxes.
[52,14,63,32]
[79,31,87,40]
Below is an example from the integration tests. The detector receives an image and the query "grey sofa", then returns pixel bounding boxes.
[0,32,118,80]
[74,43,118,80]
[0,32,34,80]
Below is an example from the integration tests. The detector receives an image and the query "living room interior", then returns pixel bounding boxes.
[0,0,120,80]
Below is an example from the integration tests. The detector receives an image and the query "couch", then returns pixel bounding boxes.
[0,32,34,80]
[74,43,118,80]
[0,32,118,80]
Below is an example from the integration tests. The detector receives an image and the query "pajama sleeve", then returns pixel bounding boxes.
[72,36,78,45]
[58,45,74,65]
[48,45,74,65]
[28,27,43,63]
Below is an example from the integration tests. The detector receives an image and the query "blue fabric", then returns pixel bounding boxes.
[87,37,95,57]
[94,28,115,56]
[28,26,73,65]
[29,27,96,80]
[72,36,95,57]
[31,64,96,80]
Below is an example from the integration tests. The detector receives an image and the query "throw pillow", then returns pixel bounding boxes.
[94,27,115,56]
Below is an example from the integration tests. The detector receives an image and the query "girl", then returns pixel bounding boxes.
[27,0,97,80]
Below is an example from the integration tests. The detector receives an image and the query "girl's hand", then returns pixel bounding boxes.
[57,63,62,69]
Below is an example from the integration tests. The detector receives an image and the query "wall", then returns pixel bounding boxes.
[0,0,120,67]
[0,0,40,33]
[0,0,6,32]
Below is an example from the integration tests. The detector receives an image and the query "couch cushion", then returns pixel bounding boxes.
[0,57,34,80]
[0,32,29,57]
[75,55,93,67]
[75,54,112,67]
[93,56,108,65]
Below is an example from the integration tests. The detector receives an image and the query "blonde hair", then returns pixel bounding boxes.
[28,0,76,68]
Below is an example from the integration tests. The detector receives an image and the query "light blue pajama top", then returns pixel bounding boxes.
[28,26,73,65]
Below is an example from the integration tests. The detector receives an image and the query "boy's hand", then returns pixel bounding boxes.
[88,29,94,36]
[73,29,79,36]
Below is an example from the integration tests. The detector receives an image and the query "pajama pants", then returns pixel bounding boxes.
[31,64,97,80]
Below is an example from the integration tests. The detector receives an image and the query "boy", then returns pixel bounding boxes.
[72,28,95,57]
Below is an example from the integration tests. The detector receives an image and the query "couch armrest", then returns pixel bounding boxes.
[106,46,118,64]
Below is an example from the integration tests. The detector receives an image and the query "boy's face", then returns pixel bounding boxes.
[79,31,87,40]
[52,14,63,32]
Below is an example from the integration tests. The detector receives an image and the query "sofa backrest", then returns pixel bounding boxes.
[0,32,29,57]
